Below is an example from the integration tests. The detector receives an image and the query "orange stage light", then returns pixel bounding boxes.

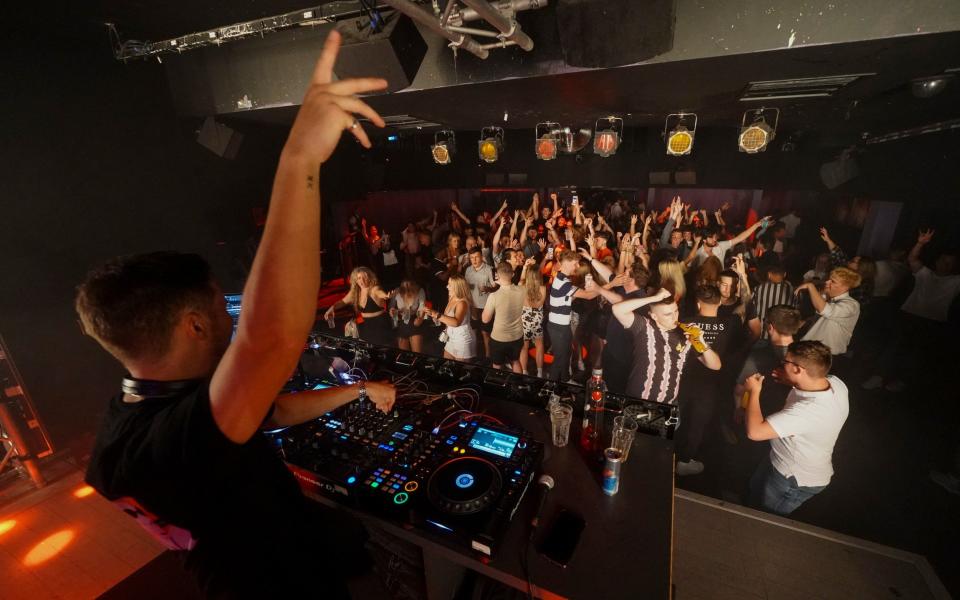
[23,529,76,567]
[0,519,16,536]
[73,485,95,499]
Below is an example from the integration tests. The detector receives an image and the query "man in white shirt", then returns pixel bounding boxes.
[796,267,861,355]
[692,217,772,268]
[900,230,960,322]
[779,209,802,239]
[864,230,960,392]
[743,340,849,515]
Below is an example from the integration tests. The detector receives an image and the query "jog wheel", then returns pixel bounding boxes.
[427,456,502,515]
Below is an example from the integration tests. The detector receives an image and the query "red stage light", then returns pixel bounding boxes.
[536,136,558,160]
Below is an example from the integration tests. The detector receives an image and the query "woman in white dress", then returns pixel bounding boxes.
[424,275,475,361]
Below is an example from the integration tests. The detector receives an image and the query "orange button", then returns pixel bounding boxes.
[404,481,419,492]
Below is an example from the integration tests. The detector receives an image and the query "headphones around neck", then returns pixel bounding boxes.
[121,377,203,399]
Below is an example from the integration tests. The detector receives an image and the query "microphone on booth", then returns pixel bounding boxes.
[529,474,555,534]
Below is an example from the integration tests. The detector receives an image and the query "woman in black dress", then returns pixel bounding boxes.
[323,267,393,346]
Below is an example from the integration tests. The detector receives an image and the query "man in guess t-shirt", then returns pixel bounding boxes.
[612,289,722,405]
[675,285,741,475]
[77,32,396,598]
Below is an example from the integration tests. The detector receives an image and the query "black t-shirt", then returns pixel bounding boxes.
[678,313,741,396]
[86,384,366,599]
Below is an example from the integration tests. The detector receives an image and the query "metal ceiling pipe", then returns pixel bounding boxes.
[379,0,489,58]
[458,0,534,51]
[452,0,546,26]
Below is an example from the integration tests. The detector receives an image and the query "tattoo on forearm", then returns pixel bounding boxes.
[307,175,315,190]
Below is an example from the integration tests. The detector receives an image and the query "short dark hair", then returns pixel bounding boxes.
[704,226,720,238]
[767,264,787,276]
[469,247,483,256]
[75,252,215,363]
[786,340,832,377]
[719,269,740,293]
[766,305,802,336]
[695,284,721,304]
[629,263,650,288]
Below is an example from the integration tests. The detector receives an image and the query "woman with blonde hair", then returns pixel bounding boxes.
[519,257,547,378]
[423,275,475,361]
[390,279,427,352]
[323,266,392,345]
[657,258,687,302]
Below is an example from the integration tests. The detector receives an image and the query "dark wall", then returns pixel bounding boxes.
[0,28,284,448]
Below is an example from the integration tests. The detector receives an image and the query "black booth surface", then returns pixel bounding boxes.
[282,334,676,599]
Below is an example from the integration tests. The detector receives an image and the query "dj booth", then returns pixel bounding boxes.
[269,333,678,599]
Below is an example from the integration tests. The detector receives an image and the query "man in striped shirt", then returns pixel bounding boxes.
[747,265,797,340]
[612,289,722,404]
[546,251,599,381]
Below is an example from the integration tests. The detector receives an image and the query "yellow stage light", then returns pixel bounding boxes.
[664,113,697,156]
[431,130,456,165]
[478,126,504,163]
[739,108,779,154]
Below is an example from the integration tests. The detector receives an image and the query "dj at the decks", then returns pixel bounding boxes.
[75,31,396,598]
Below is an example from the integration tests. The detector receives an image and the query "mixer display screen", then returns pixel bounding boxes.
[468,427,519,459]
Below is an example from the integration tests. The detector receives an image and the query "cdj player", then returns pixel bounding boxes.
[264,389,543,557]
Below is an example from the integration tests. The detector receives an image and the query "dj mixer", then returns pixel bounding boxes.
[265,382,542,557]
[266,333,677,556]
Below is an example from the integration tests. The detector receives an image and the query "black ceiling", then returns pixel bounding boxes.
[56,1,960,151]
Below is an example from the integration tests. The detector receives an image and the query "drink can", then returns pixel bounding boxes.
[602,448,623,496]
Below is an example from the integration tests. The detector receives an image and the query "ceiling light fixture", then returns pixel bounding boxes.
[535,122,561,160]
[431,130,456,165]
[738,107,779,154]
[593,116,623,157]
[911,75,952,98]
[664,113,697,156]
[478,126,504,163]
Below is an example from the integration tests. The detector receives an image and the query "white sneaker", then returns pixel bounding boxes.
[861,375,883,390]
[676,459,704,476]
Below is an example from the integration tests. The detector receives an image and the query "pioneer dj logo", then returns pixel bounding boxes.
[455,473,475,489]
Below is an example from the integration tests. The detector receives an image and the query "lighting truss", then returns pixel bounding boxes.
[107,3,374,61]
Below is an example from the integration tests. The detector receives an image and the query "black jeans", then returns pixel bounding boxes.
[675,383,717,462]
[547,322,572,381]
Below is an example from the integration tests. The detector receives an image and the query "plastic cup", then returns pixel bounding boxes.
[611,416,638,462]
[550,404,574,447]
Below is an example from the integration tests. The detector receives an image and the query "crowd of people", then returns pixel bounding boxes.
[327,191,960,514]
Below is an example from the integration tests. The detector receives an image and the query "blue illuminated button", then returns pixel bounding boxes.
[347,476,357,485]
[455,473,475,489]
[514,470,522,476]
[393,492,409,505]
